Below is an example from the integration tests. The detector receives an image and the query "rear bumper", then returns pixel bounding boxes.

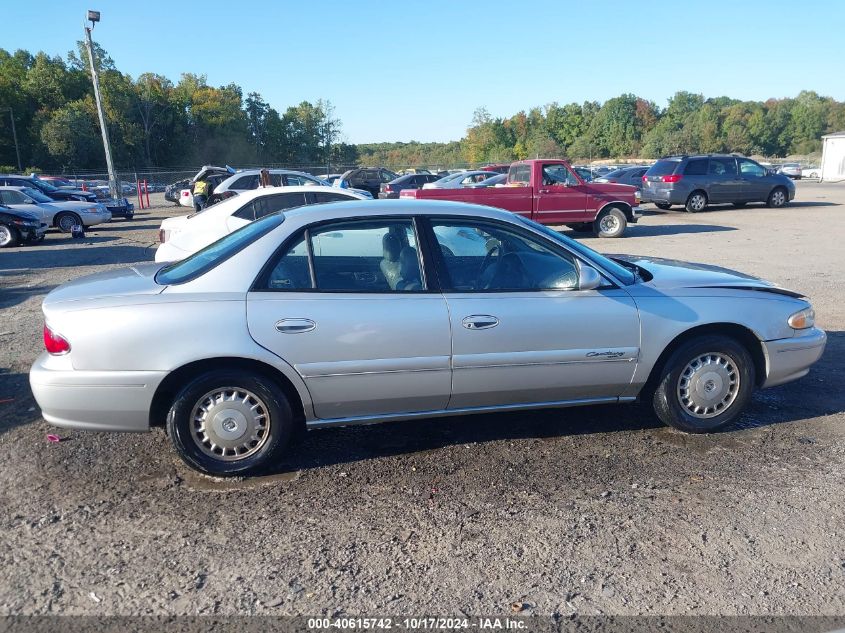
[29,352,165,432]
[761,328,827,388]
[378,192,399,199]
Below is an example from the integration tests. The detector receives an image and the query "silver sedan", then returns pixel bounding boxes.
[30,201,826,476]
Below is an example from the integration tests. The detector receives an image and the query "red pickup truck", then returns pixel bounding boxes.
[400,159,642,238]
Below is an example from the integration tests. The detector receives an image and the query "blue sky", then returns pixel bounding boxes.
[4,1,844,144]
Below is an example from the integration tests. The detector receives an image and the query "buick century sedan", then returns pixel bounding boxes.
[30,201,826,476]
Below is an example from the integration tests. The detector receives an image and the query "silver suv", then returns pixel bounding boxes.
[642,155,796,212]
[209,169,323,204]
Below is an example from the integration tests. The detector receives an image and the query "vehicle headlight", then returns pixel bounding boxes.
[787,307,815,329]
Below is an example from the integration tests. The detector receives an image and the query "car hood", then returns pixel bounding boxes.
[44,263,165,307]
[612,255,804,298]
[588,182,637,194]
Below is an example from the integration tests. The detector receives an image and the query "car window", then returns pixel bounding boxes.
[541,164,578,186]
[379,170,396,182]
[233,193,308,221]
[264,234,313,290]
[739,159,766,177]
[432,220,578,292]
[0,190,27,204]
[156,213,284,285]
[231,175,259,190]
[647,160,681,177]
[284,174,318,186]
[270,173,284,186]
[683,159,709,176]
[709,157,737,176]
[21,187,52,203]
[312,191,354,204]
[508,164,531,185]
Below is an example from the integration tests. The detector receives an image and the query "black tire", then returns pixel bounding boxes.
[166,370,294,476]
[594,207,627,238]
[767,186,788,208]
[0,224,20,248]
[685,191,707,213]
[731,202,747,208]
[655,203,672,210]
[55,212,82,233]
[652,335,755,433]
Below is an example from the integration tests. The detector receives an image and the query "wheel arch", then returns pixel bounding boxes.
[687,188,708,202]
[642,322,767,397]
[149,356,308,431]
[596,200,635,222]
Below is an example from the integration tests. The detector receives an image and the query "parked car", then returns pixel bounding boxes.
[480,163,511,174]
[571,167,596,182]
[0,175,98,204]
[402,159,642,238]
[801,166,821,179]
[178,165,238,208]
[0,186,111,232]
[0,205,45,247]
[203,169,324,207]
[379,173,441,199]
[777,163,802,179]
[593,166,649,192]
[39,176,75,188]
[422,171,498,189]
[337,167,399,197]
[156,186,368,262]
[165,178,191,206]
[641,155,796,212]
[30,200,825,476]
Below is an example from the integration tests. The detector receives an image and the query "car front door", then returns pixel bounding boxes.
[738,159,769,202]
[426,218,640,409]
[533,163,589,224]
[247,217,452,420]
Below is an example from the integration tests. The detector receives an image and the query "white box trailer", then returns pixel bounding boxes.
[820,131,845,182]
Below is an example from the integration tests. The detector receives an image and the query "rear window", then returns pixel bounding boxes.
[647,160,681,177]
[508,164,531,185]
[156,213,283,285]
[683,159,709,176]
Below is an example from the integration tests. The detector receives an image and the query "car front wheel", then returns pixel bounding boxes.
[652,335,755,433]
[594,207,627,238]
[55,212,82,233]
[767,187,788,208]
[166,370,294,476]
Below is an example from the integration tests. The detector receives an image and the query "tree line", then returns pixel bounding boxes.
[2,44,844,174]
[0,45,356,173]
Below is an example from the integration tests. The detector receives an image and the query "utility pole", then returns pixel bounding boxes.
[83,10,119,199]
[3,107,22,171]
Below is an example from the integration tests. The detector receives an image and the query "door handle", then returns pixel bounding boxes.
[275,318,316,333]
[462,315,499,330]
[539,189,551,194]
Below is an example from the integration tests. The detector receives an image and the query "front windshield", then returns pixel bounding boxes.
[515,216,637,285]
[21,187,53,203]
[30,179,57,193]
[156,213,284,285]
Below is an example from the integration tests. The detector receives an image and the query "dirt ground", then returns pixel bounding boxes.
[0,183,844,620]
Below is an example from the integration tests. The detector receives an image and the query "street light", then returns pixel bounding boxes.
[2,107,22,172]
[83,9,119,199]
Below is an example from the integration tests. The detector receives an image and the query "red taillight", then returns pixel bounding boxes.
[642,175,648,182]
[43,324,70,355]
[662,174,682,183]
[384,184,393,192]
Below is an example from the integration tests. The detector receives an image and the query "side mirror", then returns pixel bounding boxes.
[577,262,602,291]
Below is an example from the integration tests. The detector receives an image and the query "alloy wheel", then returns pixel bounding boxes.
[676,352,740,419]
[0,226,12,247]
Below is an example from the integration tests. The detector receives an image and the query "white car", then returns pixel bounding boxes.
[191,169,325,207]
[801,167,821,179]
[422,170,498,189]
[0,186,111,232]
[156,186,368,262]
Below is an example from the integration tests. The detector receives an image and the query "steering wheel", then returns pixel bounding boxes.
[478,244,500,278]
[483,252,527,290]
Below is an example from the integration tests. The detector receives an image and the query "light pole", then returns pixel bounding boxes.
[83,10,119,199]
[2,107,22,172]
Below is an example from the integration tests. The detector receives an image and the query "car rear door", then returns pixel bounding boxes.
[706,157,742,203]
[225,192,308,232]
[425,217,640,409]
[533,163,590,223]
[247,217,452,420]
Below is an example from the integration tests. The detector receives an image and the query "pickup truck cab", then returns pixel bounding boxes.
[400,159,642,237]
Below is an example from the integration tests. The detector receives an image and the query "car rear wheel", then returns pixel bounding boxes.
[767,187,788,208]
[685,192,707,213]
[0,225,19,248]
[655,203,672,210]
[594,207,627,238]
[166,370,294,476]
[652,335,755,433]
[55,212,82,233]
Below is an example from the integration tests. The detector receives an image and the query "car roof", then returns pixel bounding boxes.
[280,198,520,225]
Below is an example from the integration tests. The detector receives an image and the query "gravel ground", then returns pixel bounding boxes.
[0,183,843,619]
